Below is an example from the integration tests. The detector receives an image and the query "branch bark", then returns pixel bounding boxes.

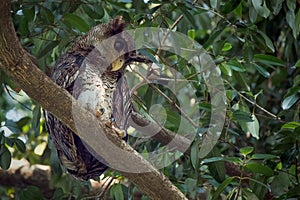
[0,1,187,199]
[130,111,191,154]
[0,159,115,198]
[0,159,53,198]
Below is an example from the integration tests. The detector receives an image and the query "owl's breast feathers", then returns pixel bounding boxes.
[45,16,133,180]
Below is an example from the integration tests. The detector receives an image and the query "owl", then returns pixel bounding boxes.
[44,16,144,180]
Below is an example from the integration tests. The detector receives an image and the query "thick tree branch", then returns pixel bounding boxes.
[0,159,115,198]
[130,111,191,154]
[0,1,187,199]
[0,159,53,198]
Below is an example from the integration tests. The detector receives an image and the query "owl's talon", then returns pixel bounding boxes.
[104,120,126,138]
[112,126,126,139]
[105,120,112,128]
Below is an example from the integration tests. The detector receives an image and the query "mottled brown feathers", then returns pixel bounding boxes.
[44,16,132,180]
[71,16,126,51]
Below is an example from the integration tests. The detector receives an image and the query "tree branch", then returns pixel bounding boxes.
[0,159,115,198]
[130,111,191,154]
[0,1,187,199]
[0,159,53,198]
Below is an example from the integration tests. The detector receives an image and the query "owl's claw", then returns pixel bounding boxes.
[105,120,126,139]
[112,126,126,138]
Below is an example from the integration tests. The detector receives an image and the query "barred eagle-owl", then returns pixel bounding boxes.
[44,16,143,180]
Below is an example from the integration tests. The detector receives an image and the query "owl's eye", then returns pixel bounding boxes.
[114,38,126,52]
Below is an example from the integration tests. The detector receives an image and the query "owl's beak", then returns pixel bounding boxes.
[111,58,125,71]
[111,52,152,71]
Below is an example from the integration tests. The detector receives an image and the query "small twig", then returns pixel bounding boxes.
[224,80,280,120]
[155,0,199,57]
[194,5,233,26]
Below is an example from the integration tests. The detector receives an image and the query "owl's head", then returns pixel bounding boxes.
[75,16,146,73]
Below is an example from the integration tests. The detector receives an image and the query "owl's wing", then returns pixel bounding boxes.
[113,74,132,131]
[45,52,84,161]
[45,49,109,180]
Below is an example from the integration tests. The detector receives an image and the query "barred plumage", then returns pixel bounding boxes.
[44,16,139,180]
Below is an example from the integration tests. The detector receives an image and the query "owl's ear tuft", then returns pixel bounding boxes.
[110,16,126,35]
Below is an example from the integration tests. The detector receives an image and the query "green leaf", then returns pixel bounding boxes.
[287,0,296,11]
[185,178,197,198]
[282,93,299,110]
[82,4,104,19]
[51,188,67,199]
[4,120,20,133]
[187,29,195,39]
[270,0,284,15]
[0,146,12,170]
[138,49,160,66]
[286,10,295,31]
[19,186,44,200]
[178,4,197,28]
[233,110,253,122]
[251,0,271,18]
[243,43,254,63]
[109,184,124,200]
[36,40,60,59]
[285,186,300,198]
[203,29,223,49]
[281,121,300,130]
[245,114,260,139]
[249,6,258,23]
[210,0,219,9]
[15,139,26,153]
[212,177,236,200]
[198,102,212,111]
[16,117,31,129]
[251,154,277,160]
[202,157,224,163]
[293,9,300,38]
[202,157,242,164]
[271,172,290,196]
[252,63,270,78]
[205,148,226,182]
[0,132,4,145]
[221,0,242,14]
[257,30,275,53]
[23,7,35,22]
[62,13,90,32]
[222,42,232,51]
[254,54,285,67]
[219,63,232,76]
[32,105,41,137]
[19,16,29,36]
[227,59,246,72]
[190,141,199,169]
[295,59,300,67]
[240,146,254,156]
[233,71,250,91]
[245,163,274,176]
[5,137,15,147]
[40,6,55,24]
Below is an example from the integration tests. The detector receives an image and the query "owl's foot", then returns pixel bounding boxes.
[112,126,126,139]
[105,119,126,139]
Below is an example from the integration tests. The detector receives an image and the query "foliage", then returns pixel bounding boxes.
[0,0,299,199]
